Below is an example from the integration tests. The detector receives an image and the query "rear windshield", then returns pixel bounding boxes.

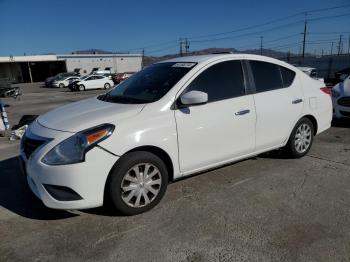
[98,62,196,104]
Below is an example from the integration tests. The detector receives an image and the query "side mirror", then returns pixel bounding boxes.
[180,90,208,106]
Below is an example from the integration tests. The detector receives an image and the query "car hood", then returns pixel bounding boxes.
[37,97,145,132]
[333,78,350,96]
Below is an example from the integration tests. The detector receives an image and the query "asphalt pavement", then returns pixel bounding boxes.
[1,83,350,262]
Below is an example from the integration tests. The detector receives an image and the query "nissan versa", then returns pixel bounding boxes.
[20,54,332,215]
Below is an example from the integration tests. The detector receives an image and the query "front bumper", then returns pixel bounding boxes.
[21,122,119,210]
[333,98,350,118]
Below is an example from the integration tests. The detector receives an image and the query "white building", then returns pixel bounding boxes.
[0,53,142,83]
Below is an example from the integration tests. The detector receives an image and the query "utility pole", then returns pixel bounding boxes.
[179,38,183,57]
[141,48,145,68]
[185,38,190,55]
[260,36,263,55]
[337,34,343,56]
[348,34,350,54]
[27,62,33,83]
[302,13,308,58]
[330,42,334,56]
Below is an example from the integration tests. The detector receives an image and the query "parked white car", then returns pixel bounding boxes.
[52,76,80,88]
[75,75,114,91]
[332,75,350,118]
[20,54,332,215]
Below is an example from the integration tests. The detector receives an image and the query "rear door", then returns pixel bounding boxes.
[175,60,256,173]
[94,75,105,88]
[248,60,303,151]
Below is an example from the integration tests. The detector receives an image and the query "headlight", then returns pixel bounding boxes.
[332,89,341,98]
[42,124,114,165]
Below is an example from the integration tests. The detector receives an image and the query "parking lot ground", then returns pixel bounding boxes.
[1,83,350,262]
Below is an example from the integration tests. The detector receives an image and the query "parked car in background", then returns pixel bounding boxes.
[75,75,114,91]
[297,67,324,82]
[20,54,332,215]
[45,71,80,87]
[112,72,135,84]
[332,75,350,118]
[52,76,80,88]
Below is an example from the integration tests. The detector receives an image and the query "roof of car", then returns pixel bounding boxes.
[159,53,299,73]
[161,53,285,64]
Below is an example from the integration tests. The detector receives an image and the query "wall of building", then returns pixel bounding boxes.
[62,55,142,75]
[0,63,23,82]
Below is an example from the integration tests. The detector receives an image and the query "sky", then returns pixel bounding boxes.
[0,0,349,56]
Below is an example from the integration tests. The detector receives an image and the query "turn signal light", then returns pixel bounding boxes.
[86,129,110,145]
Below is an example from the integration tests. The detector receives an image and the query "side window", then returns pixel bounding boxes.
[185,60,246,102]
[280,66,296,87]
[86,77,93,81]
[250,61,283,93]
[96,75,104,79]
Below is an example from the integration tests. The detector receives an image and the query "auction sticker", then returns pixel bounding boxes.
[172,63,196,68]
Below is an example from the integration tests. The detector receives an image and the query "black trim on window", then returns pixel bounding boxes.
[175,60,248,109]
[242,60,255,94]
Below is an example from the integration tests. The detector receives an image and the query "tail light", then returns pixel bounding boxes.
[320,87,331,95]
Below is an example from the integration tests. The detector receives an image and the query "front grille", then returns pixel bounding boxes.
[340,111,350,117]
[338,97,350,107]
[22,136,46,159]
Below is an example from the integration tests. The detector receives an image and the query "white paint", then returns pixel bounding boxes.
[22,54,332,210]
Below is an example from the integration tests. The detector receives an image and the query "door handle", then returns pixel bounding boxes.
[235,109,250,116]
[292,98,303,104]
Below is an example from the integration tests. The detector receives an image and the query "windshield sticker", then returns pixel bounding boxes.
[172,63,196,68]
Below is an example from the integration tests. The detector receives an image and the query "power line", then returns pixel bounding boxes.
[123,4,350,54]
[186,3,350,41]
[190,20,303,44]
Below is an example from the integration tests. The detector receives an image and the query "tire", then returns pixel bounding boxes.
[284,117,314,158]
[59,83,65,88]
[78,85,85,91]
[104,83,111,89]
[108,151,168,215]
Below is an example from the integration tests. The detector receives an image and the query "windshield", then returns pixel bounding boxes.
[98,62,196,104]
[80,75,91,80]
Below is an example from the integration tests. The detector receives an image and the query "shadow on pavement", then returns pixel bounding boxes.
[332,118,350,128]
[0,156,78,220]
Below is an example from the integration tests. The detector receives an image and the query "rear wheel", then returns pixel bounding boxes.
[284,118,314,158]
[108,151,168,215]
[78,85,85,91]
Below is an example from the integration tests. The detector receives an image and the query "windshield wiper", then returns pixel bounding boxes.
[99,95,149,104]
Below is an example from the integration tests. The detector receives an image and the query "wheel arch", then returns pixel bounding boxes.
[126,146,174,181]
[103,145,175,204]
[301,114,318,135]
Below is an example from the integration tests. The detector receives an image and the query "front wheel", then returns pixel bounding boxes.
[78,85,85,91]
[108,151,168,215]
[59,83,65,88]
[104,83,111,89]
[284,118,314,158]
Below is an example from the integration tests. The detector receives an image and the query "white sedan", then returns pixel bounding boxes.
[332,75,350,118]
[52,76,80,88]
[76,75,114,91]
[20,54,332,215]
